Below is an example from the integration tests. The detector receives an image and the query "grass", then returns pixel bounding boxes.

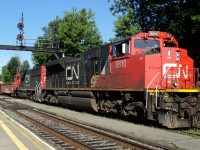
[171,128,200,138]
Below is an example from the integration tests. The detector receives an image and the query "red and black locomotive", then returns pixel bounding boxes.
[3,31,200,128]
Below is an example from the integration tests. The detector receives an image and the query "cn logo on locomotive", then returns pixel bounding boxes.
[25,75,30,83]
[163,63,189,79]
[66,63,79,81]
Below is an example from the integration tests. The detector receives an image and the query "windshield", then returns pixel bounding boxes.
[134,39,160,48]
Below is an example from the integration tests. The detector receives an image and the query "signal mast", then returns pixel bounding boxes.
[0,13,60,58]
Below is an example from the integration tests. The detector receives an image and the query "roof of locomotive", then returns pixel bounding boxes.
[45,56,81,73]
[45,56,76,67]
[111,36,132,45]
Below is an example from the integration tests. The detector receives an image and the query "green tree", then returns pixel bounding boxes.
[1,56,21,83]
[32,19,61,65]
[32,8,103,65]
[21,60,30,71]
[1,56,31,83]
[32,51,55,65]
[1,65,11,83]
[7,56,21,82]
[109,0,140,40]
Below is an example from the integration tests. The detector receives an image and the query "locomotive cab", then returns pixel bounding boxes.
[108,31,179,89]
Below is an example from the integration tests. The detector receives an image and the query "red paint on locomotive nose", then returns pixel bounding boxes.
[14,73,21,89]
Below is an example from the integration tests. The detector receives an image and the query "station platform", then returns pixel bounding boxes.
[0,109,54,150]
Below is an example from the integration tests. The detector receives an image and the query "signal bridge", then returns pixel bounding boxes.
[0,44,60,58]
[0,13,60,58]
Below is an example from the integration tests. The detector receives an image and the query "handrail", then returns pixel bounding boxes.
[147,66,199,110]
[146,72,160,109]
[155,67,172,109]
[146,66,172,110]
[34,81,38,92]
[35,77,46,95]
[195,68,200,87]
[35,81,41,96]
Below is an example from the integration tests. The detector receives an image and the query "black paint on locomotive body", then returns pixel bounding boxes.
[19,66,42,90]
[45,56,79,88]
[45,44,110,89]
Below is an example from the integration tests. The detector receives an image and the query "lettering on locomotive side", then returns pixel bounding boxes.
[66,63,79,84]
[163,63,189,79]
[25,75,30,83]
[115,59,126,68]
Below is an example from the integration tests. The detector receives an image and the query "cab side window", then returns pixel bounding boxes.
[113,40,130,57]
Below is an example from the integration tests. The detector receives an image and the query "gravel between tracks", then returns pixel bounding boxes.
[2,95,200,150]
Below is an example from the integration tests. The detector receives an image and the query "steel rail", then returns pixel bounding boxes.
[11,109,94,150]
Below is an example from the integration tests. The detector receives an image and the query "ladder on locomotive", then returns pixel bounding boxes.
[45,76,51,88]
[35,81,42,101]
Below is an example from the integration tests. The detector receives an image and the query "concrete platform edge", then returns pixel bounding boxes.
[0,108,55,150]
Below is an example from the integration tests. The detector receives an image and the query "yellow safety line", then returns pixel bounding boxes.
[148,89,200,93]
[0,109,55,150]
[12,121,48,150]
[0,120,29,150]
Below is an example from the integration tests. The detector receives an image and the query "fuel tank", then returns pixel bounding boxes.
[58,96,98,112]
[17,92,28,99]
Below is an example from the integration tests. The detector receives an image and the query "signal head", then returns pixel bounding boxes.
[17,23,24,30]
[17,34,24,41]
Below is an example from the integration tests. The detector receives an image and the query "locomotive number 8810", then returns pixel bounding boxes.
[10,31,200,128]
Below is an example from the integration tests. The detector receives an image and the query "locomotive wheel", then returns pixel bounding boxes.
[32,93,36,101]
[29,93,33,101]
[50,95,58,104]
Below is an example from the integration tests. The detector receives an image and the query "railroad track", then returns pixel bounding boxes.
[0,98,173,150]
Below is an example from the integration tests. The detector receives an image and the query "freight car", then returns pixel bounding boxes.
[11,31,200,128]
[0,84,14,95]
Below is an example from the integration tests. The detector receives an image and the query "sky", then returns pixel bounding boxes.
[0,0,115,73]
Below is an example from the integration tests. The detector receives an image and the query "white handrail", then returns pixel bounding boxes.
[34,81,38,92]
[146,72,160,109]
[35,81,41,96]
[35,77,46,96]
[155,67,171,109]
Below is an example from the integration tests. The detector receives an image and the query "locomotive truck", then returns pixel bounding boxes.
[8,31,200,128]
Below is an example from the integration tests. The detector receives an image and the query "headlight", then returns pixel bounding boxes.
[173,81,178,88]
